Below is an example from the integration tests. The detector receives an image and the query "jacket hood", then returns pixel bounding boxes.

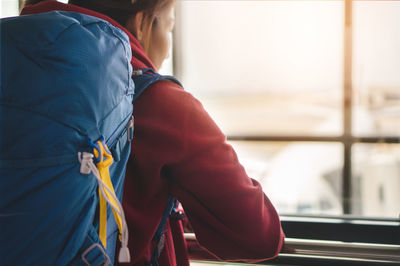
[20,0,155,70]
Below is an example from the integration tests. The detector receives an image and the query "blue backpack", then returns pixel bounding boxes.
[0,11,135,265]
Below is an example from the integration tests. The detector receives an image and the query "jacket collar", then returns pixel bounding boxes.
[20,0,155,70]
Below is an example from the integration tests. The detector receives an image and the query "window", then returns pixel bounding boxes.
[1,0,19,18]
[174,0,400,219]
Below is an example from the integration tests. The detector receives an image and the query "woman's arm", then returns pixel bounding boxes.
[133,79,284,262]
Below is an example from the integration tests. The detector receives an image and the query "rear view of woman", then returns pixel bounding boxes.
[21,0,285,265]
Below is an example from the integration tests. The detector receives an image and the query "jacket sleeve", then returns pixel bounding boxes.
[135,80,285,262]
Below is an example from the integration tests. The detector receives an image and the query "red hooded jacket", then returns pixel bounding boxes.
[22,1,285,265]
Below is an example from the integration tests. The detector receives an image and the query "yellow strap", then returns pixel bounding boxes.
[98,187,107,248]
[94,140,124,248]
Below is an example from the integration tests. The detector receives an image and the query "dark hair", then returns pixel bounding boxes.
[69,0,172,27]
[23,0,173,27]
[22,0,45,7]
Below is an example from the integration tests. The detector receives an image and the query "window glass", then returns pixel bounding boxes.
[353,1,400,136]
[230,141,343,215]
[1,0,19,18]
[159,32,174,76]
[178,0,344,136]
[352,144,400,218]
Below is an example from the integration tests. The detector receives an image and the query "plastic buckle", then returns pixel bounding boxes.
[126,116,134,142]
[81,243,111,266]
[88,138,103,164]
[89,137,113,166]
[170,210,186,221]
[132,69,143,76]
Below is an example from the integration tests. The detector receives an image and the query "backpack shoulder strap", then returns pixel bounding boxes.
[147,196,178,266]
[132,68,182,101]
[131,67,181,265]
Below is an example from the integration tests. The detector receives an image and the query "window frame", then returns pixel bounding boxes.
[186,215,400,265]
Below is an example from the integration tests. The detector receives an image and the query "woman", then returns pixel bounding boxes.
[21,0,285,265]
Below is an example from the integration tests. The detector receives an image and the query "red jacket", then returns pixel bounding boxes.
[22,2,285,265]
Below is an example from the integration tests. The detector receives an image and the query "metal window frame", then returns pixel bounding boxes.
[186,214,400,264]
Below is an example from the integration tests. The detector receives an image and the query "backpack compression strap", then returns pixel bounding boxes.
[90,139,122,248]
[79,137,130,263]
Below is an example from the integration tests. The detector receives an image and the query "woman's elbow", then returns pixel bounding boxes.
[247,226,285,260]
